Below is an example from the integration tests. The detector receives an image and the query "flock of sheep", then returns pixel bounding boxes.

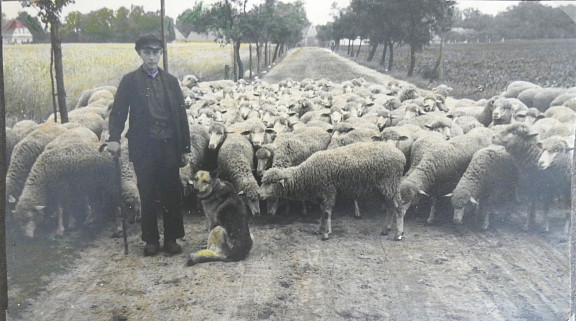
[5,72,575,242]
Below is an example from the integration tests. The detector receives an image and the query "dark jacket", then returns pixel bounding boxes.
[108,66,190,164]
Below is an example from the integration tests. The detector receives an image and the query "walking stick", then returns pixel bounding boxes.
[114,154,129,255]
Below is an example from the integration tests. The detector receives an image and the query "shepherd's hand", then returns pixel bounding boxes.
[106,141,121,158]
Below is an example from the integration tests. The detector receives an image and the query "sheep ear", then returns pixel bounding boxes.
[417,190,429,196]
[443,193,453,197]
[265,129,276,135]
[527,131,539,138]
[536,142,542,149]
[279,179,285,188]
[469,197,478,205]
[187,179,194,187]
[398,135,409,141]
[238,190,245,196]
[326,128,333,134]
[424,123,433,130]
[371,135,383,141]
[34,205,46,212]
[240,130,252,137]
[8,195,16,204]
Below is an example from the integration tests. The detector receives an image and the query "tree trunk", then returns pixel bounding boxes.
[51,22,68,123]
[265,42,269,68]
[278,43,284,57]
[408,45,416,77]
[388,41,394,71]
[349,39,354,57]
[355,38,362,58]
[256,42,261,73]
[367,42,378,62]
[235,40,244,80]
[249,43,252,79]
[347,39,351,56]
[379,40,388,66]
[272,43,279,63]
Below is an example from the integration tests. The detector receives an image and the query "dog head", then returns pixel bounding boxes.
[192,170,218,199]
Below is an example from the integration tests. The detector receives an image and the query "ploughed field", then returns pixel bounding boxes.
[9,47,570,321]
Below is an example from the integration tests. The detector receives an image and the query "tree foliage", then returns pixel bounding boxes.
[59,5,174,43]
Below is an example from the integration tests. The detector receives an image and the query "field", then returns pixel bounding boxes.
[337,39,576,100]
[3,42,253,125]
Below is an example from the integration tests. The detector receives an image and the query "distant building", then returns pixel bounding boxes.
[2,19,33,45]
[174,28,187,42]
[186,31,218,43]
[300,24,317,47]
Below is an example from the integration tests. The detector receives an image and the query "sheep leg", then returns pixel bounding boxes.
[318,197,335,240]
[393,206,406,241]
[524,201,536,232]
[542,201,550,233]
[301,201,307,216]
[426,197,437,224]
[55,206,65,237]
[353,200,361,219]
[382,205,394,236]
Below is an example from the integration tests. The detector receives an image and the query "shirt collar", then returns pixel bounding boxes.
[141,66,159,78]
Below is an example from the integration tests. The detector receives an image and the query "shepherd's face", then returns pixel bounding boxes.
[138,46,163,73]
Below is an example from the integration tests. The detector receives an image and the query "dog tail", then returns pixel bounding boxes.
[187,249,227,266]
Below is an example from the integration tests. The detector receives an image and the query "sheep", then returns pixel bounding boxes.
[532,88,568,111]
[563,97,576,111]
[74,85,117,109]
[549,90,576,107]
[543,106,576,123]
[46,111,105,139]
[181,74,199,88]
[502,81,540,98]
[490,97,528,126]
[217,133,260,217]
[227,118,274,149]
[6,127,19,166]
[87,89,114,106]
[450,145,518,230]
[397,127,493,225]
[7,122,68,207]
[492,123,570,232]
[517,87,542,108]
[452,115,484,134]
[377,124,423,173]
[12,139,117,238]
[256,126,332,215]
[11,120,39,141]
[259,141,406,240]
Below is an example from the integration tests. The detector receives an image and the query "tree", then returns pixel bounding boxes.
[398,0,454,77]
[17,11,47,42]
[21,0,75,123]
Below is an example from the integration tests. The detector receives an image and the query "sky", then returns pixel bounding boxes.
[1,0,574,26]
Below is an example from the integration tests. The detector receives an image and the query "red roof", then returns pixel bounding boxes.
[4,20,27,31]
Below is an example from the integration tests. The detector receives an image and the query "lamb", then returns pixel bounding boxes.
[217,133,260,217]
[450,145,518,230]
[259,141,406,240]
[492,123,571,232]
[397,127,493,225]
[227,118,274,149]
[7,122,68,206]
[12,139,117,238]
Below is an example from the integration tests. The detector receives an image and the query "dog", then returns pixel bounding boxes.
[187,171,253,266]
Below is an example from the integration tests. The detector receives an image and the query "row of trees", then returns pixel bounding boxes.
[8,5,174,43]
[316,0,455,77]
[176,0,309,81]
[449,2,576,43]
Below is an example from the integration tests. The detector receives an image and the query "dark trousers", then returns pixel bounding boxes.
[132,138,184,244]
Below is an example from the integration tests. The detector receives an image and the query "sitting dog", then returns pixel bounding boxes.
[187,171,253,266]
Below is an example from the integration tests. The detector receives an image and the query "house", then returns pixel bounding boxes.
[300,24,317,47]
[174,28,187,42]
[2,19,33,45]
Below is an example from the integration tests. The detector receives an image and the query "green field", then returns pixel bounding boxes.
[3,42,252,124]
[338,38,576,101]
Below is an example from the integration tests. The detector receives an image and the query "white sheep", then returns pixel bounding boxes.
[217,133,260,217]
[259,141,406,240]
[450,145,518,230]
[7,122,68,207]
[397,127,493,225]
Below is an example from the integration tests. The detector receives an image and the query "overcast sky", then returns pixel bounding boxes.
[1,1,573,26]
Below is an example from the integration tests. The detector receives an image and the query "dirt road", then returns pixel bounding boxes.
[11,47,570,321]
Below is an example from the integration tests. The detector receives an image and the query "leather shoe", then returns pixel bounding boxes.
[143,243,160,257]
[164,240,182,255]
